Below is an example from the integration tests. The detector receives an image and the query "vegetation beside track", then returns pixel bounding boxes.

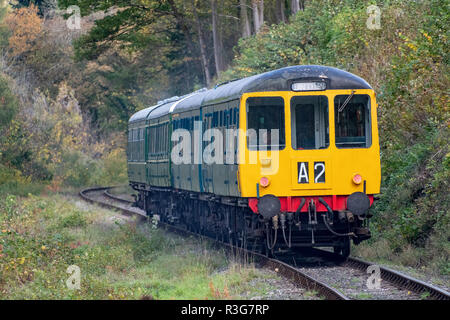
[0,193,317,299]
[0,0,448,283]
[220,0,449,276]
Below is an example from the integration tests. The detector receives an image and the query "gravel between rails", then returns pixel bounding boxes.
[274,251,422,300]
[297,265,420,300]
[83,187,450,300]
[80,188,324,300]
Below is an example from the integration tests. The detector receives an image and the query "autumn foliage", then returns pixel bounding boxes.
[0,4,128,191]
[5,4,42,57]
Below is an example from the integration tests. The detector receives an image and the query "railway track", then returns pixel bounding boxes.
[79,186,450,301]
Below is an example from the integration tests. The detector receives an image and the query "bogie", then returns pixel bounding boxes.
[128,65,380,254]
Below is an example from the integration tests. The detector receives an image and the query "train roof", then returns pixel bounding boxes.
[148,100,177,120]
[128,96,182,123]
[128,105,159,123]
[129,65,372,123]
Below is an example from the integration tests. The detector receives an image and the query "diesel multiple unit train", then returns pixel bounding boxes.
[127,65,381,257]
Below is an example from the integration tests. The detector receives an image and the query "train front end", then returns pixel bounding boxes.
[237,77,381,255]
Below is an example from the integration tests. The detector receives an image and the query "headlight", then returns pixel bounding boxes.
[260,177,270,188]
[352,174,362,185]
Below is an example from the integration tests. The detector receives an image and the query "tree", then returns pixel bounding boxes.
[212,0,224,75]
[4,4,42,57]
[56,0,204,93]
[291,0,305,16]
[277,0,286,23]
[240,0,251,37]
[0,2,11,49]
[252,0,264,33]
[191,0,212,86]
[0,74,17,131]
[166,0,198,66]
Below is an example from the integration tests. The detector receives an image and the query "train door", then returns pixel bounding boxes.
[226,100,240,197]
[201,106,214,194]
[147,120,156,186]
[171,115,182,189]
[211,103,228,196]
[190,110,201,192]
[156,118,170,187]
[155,121,161,186]
[160,115,170,187]
[179,112,193,191]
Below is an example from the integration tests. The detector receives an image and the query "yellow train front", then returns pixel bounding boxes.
[237,67,381,257]
[127,65,381,257]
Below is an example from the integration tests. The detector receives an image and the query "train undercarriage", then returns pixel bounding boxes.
[132,185,372,258]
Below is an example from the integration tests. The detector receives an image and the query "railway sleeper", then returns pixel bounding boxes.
[133,187,369,258]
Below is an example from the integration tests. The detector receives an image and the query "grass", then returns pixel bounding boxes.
[420,292,431,300]
[0,164,46,197]
[352,240,450,289]
[355,293,373,300]
[0,193,296,300]
[303,290,319,299]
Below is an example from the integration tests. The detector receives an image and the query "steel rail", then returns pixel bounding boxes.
[345,257,450,300]
[80,186,450,300]
[304,247,450,301]
[80,186,349,300]
[104,188,136,204]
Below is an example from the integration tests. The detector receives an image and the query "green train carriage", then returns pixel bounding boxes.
[127,65,381,257]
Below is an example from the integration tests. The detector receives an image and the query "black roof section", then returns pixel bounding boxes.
[129,65,372,122]
[174,65,372,112]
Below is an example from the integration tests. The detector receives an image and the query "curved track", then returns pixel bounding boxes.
[80,186,450,300]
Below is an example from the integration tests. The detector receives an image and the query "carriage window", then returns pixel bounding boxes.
[225,110,228,127]
[133,129,138,161]
[139,128,142,160]
[334,95,371,148]
[246,97,285,150]
[291,96,329,150]
[165,123,169,153]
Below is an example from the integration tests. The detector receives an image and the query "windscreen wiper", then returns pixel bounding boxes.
[338,90,356,112]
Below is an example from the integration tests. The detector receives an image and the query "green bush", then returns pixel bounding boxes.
[0,164,44,196]
[222,0,449,273]
[57,211,88,229]
[0,74,17,130]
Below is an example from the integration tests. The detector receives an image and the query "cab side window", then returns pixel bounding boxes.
[246,97,285,150]
[334,95,371,148]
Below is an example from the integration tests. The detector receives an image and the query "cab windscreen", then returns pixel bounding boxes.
[335,94,372,149]
[246,96,285,151]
